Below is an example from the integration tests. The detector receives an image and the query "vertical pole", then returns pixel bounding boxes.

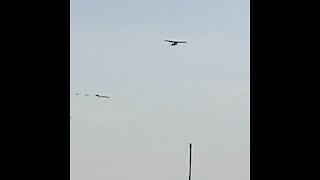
[189,143,192,180]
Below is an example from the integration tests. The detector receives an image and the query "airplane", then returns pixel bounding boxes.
[164,40,187,46]
[95,94,110,98]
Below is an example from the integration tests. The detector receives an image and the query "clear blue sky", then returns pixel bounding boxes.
[71,0,249,179]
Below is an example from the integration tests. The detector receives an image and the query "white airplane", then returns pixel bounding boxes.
[164,40,187,46]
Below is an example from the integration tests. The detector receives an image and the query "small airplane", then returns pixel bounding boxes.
[95,94,110,98]
[164,40,187,46]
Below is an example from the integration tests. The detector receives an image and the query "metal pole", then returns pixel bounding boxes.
[189,143,192,180]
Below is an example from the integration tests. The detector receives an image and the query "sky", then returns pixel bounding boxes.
[71,0,249,180]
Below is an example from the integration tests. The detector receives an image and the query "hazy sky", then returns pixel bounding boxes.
[71,0,249,180]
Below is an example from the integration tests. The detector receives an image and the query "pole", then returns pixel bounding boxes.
[189,143,192,180]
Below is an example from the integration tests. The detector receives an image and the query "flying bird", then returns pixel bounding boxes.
[164,40,187,46]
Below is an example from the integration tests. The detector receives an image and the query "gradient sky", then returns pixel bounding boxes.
[71,0,249,180]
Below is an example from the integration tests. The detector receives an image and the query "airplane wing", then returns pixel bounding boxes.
[164,40,187,43]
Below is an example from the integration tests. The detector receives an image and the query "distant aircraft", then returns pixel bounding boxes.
[72,93,110,98]
[95,94,110,98]
[164,40,187,46]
